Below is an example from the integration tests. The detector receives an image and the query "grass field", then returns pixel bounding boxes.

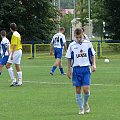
[0,53,120,120]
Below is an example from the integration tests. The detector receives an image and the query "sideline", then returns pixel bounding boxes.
[24,81,120,87]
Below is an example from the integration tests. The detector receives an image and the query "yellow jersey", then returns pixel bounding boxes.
[10,31,22,51]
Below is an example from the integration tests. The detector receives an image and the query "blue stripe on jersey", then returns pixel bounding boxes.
[71,51,74,66]
[1,44,7,56]
[60,38,63,47]
[53,39,54,44]
[88,48,93,66]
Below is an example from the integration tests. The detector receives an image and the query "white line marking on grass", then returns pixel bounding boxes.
[91,83,120,87]
[24,81,120,87]
[24,81,70,85]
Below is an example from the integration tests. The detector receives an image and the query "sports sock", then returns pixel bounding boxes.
[84,93,90,105]
[7,67,15,81]
[59,67,64,74]
[17,71,22,81]
[76,93,83,110]
[0,71,2,75]
[51,66,57,73]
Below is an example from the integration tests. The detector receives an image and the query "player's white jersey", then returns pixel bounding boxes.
[65,40,96,67]
[0,37,10,57]
[51,32,66,48]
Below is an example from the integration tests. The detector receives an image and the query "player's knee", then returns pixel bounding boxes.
[84,89,90,94]
[83,87,90,94]
[6,64,10,69]
[76,87,82,94]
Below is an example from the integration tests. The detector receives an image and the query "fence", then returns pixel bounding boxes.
[22,41,120,59]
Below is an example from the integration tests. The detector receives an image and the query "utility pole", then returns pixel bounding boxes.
[53,0,55,6]
[88,0,91,39]
[53,0,61,30]
[74,0,76,18]
[58,0,60,29]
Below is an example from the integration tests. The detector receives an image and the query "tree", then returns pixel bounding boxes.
[103,0,120,40]
[74,0,104,32]
[0,0,57,42]
[90,0,104,37]
[75,0,88,27]
[60,14,73,39]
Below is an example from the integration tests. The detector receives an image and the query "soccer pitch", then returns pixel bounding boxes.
[0,55,120,120]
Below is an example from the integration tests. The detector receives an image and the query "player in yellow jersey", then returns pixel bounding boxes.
[6,23,22,86]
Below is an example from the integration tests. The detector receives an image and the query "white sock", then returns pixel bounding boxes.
[84,93,90,105]
[76,94,83,110]
[7,67,15,82]
[17,71,22,83]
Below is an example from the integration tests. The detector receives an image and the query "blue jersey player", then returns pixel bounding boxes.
[50,27,67,75]
[0,30,10,75]
[65,28,96,115]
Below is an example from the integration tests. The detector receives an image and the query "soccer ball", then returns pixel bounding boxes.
[104,59,109,63]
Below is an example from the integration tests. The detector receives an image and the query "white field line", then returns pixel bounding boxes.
[24,81,120,87]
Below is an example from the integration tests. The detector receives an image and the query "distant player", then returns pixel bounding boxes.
[6,23,22,86]
[82,28,89,41]
[50,27,67,75]
[66,28,96,115]
[0,30,10,75]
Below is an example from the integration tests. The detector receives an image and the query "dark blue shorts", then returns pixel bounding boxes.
[72,66,91,86]
[0,56,9,65]
[54,48,63,59]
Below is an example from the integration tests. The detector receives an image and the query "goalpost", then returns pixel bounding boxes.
[34,44,50,58]
[22,44,32,58]
[94,41,120,59]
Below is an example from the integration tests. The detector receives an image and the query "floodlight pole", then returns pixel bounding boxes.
[74,0,76,18]
[88,0,91,39]
[53,0,55,6]
[58,0,60,29]
[53,0,60,30]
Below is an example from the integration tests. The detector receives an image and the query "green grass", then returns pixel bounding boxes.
[0,54,120,120]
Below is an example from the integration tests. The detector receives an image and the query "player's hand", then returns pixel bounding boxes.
[92,65,96,72]
[11,56,13,60]
[11,55,13,60]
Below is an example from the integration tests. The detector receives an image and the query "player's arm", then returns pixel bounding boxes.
[89,42,96,72]
[50,42,53,55]
[64,43,67,52]
[10,35,18,59]
[63,35,67,52]
[91,56,96,72]
[7,43,10,56]
[65,43,72,79]
[7,46,10,56]
[11,44,16,60]
[67,58,72,79]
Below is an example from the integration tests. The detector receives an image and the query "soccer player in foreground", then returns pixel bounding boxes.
[6,23,22,86]
[0,30,10,75]
[65,28,96,115]
[50,27,67,75]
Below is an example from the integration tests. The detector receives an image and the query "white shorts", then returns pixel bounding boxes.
[7,49,22,64]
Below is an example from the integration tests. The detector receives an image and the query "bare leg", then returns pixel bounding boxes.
[0,64,3,75]
[50,58,61,75]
